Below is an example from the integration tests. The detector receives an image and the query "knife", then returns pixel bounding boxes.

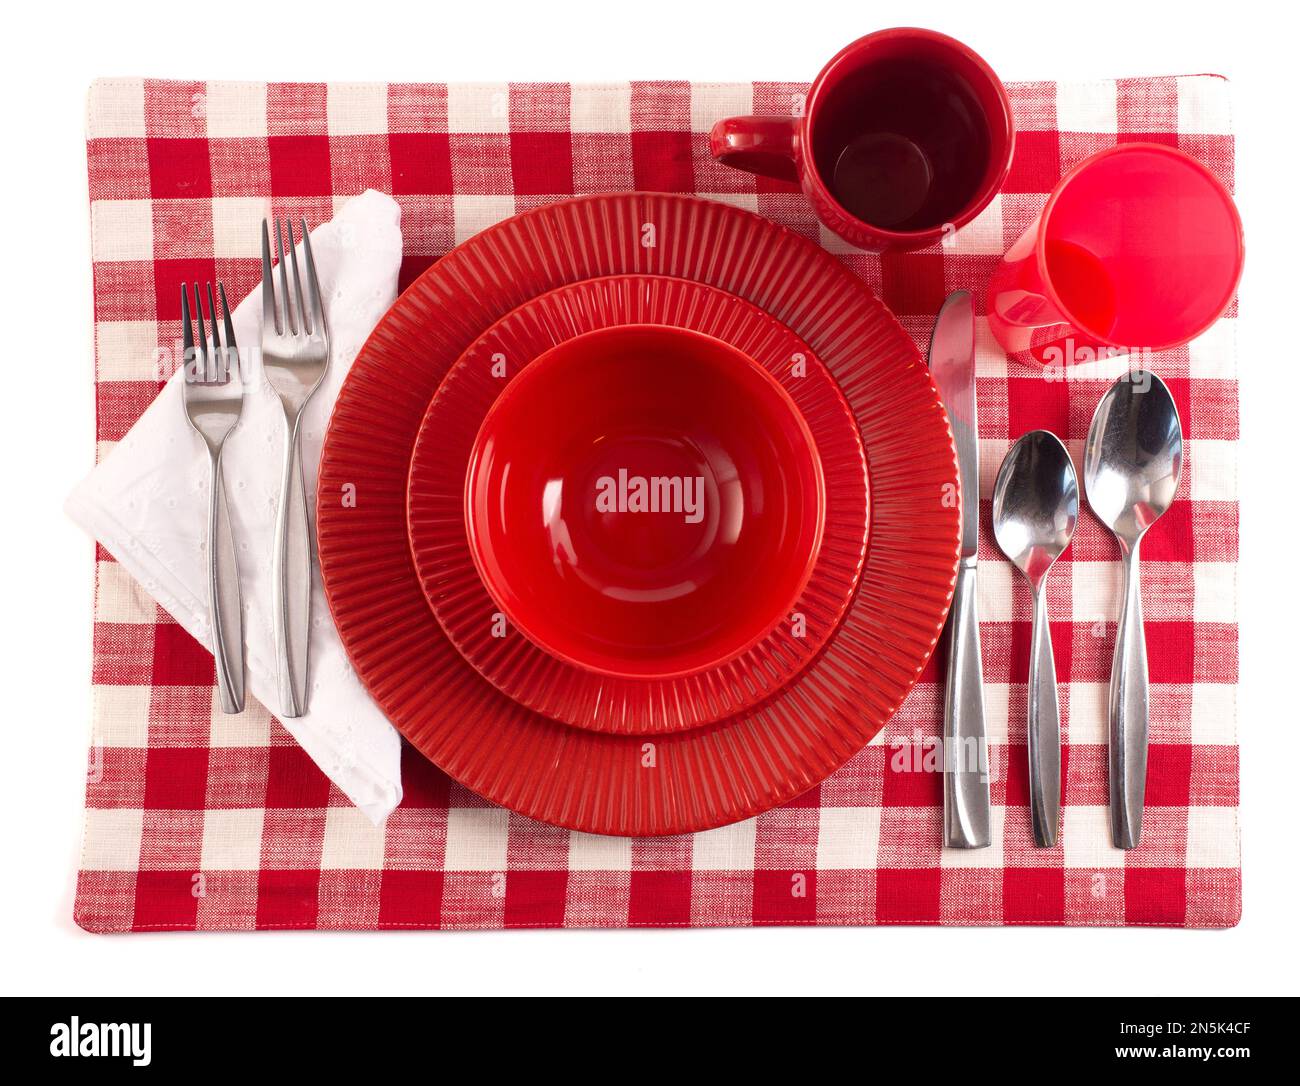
[927,290,992,849]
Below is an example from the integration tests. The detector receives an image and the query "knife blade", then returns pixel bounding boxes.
[928,290,991,849]
[930,291,980,558]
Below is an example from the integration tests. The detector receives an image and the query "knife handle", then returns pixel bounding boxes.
[943,557,992,848]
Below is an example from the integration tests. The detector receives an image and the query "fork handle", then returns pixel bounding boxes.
[207,447,245,714]
[273,410,312,718]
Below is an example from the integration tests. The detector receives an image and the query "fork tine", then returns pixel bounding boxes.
[300,219,326,337]
[276,219,298,335]
[218,283,238,379]
[180,284,195,380]
[205,283,224,380]
[261,218,279,336]
[192,284,211,382]
[284,218,309,335]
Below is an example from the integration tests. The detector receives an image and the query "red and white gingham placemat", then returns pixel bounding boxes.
[76,75,1239,931]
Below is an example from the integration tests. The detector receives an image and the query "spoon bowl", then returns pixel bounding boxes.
[993,430,1079,587]
[1083,372,1182,547]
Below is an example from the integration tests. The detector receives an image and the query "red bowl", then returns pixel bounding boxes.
[464,324,826,679]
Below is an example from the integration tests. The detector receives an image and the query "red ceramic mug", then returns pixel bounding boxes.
[710,28,1015,252]
[987,142,1245,366]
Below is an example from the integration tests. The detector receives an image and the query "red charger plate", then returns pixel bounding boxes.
[318,192,960,836]
[406,274,870,734]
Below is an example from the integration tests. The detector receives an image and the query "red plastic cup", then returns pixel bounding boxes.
[710,28,1014,252]
[988,142,1244,366]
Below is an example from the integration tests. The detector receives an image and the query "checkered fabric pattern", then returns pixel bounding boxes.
[76,75,1240,931]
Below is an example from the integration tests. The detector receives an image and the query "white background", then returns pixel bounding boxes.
[0,0,1295,996]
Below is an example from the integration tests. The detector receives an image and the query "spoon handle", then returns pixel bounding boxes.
[1027,585,1061,847]
[942,558,991,848]
[1109,541,1149,849]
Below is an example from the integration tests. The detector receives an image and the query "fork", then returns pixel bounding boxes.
[181,282,246,714]
[261,218,329,718]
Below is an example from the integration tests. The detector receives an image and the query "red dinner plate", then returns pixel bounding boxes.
[406,274,870,734]
[318,192,960,836]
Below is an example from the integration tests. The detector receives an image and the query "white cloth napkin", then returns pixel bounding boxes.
[67,189,405,823]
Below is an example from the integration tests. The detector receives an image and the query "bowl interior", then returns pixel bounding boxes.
[465,324,826,678]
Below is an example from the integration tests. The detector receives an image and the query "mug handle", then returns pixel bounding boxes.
[709,116,801,184]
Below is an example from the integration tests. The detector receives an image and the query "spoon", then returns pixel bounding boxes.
[1083,371,1183,849]
[993,431,1078,847]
